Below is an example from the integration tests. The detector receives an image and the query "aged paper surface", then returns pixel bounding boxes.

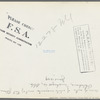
[0,2,100,98]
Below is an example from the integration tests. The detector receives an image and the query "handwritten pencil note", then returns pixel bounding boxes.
[0,2,100,99]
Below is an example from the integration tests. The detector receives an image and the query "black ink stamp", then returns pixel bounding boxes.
[73,24,96,73]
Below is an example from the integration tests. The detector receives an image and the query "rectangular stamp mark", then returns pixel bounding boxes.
[73,24,96,73]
